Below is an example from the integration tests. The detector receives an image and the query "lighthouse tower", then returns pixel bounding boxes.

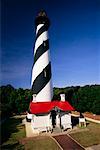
[29,11,74,134]
[31,10,53,102]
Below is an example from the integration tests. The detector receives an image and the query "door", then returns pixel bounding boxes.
[51,110,56,128]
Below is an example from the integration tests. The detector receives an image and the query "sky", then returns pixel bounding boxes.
[1,0,100,89]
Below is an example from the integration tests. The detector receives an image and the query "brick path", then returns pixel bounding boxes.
[53,134,84,150]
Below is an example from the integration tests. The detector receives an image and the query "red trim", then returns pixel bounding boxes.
[30,100,75,114]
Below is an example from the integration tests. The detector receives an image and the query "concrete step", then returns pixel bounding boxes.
[53,127,62,133]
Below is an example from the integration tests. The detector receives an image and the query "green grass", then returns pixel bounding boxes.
[1,116,60,150]
[22,136,61,150]
[70,121,100,147]
[1,116,26,149]
[3,116,100,149]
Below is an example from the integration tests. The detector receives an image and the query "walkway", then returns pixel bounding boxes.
[86,144,100,150]
[71,112,100,124]
[53,134,84,150]
[23,118,100,150]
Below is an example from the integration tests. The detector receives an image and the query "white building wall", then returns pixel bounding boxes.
[61,113,72,130]
[31,114,52,133]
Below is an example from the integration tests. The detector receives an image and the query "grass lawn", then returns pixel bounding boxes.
[21,136,61,150]
[70,121,100,147]
[1,116,60,150]
[2,115,100,149]
[1,116,26,149]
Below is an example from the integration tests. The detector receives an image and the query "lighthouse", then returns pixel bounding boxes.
[29,10,74,134]
[31,10,53,102]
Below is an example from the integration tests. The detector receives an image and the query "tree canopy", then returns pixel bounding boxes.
[53,85,100,114]
[0,84,100,119]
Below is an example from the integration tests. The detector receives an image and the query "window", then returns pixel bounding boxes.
[44,41,46,46]
[33,94,37,102]
[44,69,47,77]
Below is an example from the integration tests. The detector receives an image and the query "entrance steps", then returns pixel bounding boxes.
[53,127,62,134]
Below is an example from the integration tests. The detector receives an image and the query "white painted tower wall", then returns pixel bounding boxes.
[31,13,53,102]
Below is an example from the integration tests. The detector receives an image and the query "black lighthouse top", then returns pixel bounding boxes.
[35,10,50,28]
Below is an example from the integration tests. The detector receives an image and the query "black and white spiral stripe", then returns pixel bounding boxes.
[31,22,53,102]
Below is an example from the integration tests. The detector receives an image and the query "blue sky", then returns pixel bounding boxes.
[1,0,100,88]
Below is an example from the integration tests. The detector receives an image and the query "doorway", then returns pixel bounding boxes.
[51,110,56,128]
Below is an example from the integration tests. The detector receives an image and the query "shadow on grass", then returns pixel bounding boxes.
[86,122,90,126]
[1,141,24,150]
[1,117,22,144]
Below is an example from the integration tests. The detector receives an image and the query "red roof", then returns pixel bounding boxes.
[30,101,75,114]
